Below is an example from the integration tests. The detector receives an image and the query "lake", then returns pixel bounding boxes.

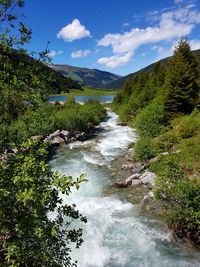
[48,95,115,104]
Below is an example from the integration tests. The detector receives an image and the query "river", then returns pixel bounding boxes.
[49,109,200,267]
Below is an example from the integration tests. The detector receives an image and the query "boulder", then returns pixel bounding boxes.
[60,130,69,137]
[140,171,157,189]
[125,173,140,184]
[140,191,154,208]
[131,180,142,188]
[49,130,61,139]
[52,136,65,146]
[131,163,145,174]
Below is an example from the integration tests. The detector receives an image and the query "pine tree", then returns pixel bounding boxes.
[164,39,200,118]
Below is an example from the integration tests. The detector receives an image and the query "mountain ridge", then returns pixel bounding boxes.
[50,64,121,89]
[106,49,200,89]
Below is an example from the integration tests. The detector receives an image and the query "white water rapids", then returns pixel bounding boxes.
[50,109,200,267]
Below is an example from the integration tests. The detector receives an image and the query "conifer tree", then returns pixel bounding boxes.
[163,39,200,118]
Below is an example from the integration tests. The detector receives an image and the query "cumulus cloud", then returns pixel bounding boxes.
[47,50,63,58]
[57,19,91,42]
[71,49,90,58]
[97,4,200,68]
[97,51,133,69]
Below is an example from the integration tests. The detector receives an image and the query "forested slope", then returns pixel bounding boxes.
[112,40,200,247]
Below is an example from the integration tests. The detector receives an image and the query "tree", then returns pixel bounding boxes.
[0,141,87,266]
[163,39,200,118]
[0,0,32,47]
[0,2,88,266]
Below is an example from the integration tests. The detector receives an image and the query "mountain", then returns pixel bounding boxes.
[51,64,121,89]
[0,46,83,94]
[107,49,200,89]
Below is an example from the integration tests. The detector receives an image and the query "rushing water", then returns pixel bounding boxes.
[50,110,200,267]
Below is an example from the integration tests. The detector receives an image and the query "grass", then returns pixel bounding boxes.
[50,87,118,97]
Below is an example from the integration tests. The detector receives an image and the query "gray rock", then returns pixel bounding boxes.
[60,130,69,137]
[125,173,140,184]
[140,191,154,208]
[49,130,61,139]
[52,136,65,146]
[140,171,157,189]
[131,180,142,188]
[131,163,145,174]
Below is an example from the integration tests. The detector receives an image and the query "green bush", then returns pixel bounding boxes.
[55,100,106,133]
[151,157,200,245]
[135,98,166,138]
[171,108,200,139]
[134,136,160,160]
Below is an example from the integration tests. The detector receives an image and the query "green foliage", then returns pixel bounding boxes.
[113,38,200,245]
[0,141,87,266]
[134,136,160,160]
[55,100,106,132]
[151,157,200,245]
[170,108,200,139]
[113,64,167,122]
[135,98,166,138]
[0,99,106,151]
[163,39,200,118]
[0,0,32,47]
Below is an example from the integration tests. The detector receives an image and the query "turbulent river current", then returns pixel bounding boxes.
[50,109,200,267]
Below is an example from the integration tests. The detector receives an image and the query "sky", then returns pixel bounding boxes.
[23,0,200,76]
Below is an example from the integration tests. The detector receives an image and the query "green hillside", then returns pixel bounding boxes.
[51,64,121,89]
[0,46,83,94]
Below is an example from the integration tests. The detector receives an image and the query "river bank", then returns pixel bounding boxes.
[49,109,200,267]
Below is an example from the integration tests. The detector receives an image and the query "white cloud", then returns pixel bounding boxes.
[97,51,133,69]
[152,45,165,54]
[47,50,63,58]
[57,19,91,42]
[97,4,200,68]
[190,39,200,50]
[71,49,91,58]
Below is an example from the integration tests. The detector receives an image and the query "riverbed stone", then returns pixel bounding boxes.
[131,163,146,174]
[140,171,157,189]
[131,180,142,188]
[125,173,140,184]
[52,136,65,146]
[49,130,61,139]
[60,130,69,137]
[140,191,154,208]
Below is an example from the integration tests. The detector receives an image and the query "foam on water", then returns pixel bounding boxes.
[49,109,200,267]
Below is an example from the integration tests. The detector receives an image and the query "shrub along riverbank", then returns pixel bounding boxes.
[0,98,106,152]
[112,40,200,247]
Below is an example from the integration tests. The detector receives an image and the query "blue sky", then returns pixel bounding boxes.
[23,0,200,76]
